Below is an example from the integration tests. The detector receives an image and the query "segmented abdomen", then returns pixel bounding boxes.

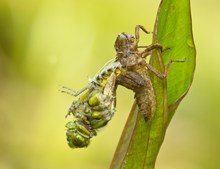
[92,61,124,87]
[134,85,155,121]
[134,68,155,121]
[116,68,156,121]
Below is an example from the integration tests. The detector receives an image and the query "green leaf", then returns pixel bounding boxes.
[156,0,196,109]
[110,0,196,168]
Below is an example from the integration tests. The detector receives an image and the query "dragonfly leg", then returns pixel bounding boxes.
[141,43,162,58]
[60,85,77,92]
[135,25,152,43]
[60,85,91,97]
[65,101,77,118]
[137,43,162,61]
[146,59,185,79]
[138,44,171,55]
[72,86,91,96]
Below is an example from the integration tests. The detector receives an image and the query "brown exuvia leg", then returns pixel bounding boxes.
[146,60,185,79]
[135,25,152,43]
[141,43,163,58]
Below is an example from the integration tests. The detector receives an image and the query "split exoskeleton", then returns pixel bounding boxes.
[61,25,184,148]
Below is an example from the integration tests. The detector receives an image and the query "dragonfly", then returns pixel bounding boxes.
[61,25,184,148]
[61,62,126,148]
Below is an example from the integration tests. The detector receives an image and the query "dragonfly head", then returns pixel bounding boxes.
[114,33,137,53]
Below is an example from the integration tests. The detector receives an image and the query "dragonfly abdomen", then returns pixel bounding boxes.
[134,86,155,121]
[92,61,125,87]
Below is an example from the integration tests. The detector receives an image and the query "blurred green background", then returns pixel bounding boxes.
[0,0,219,169]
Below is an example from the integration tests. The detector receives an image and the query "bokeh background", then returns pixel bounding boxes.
[0,0,219,169]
